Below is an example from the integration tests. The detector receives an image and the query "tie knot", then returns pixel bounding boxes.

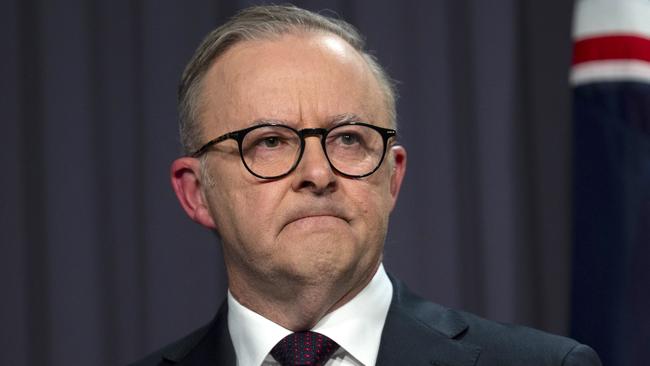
[270,331,340,366]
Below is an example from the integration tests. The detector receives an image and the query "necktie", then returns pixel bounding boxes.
[270,331,340,366]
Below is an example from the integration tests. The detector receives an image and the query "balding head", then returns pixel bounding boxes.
[177,5,397,155]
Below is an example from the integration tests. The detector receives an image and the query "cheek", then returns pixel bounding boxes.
[347,181,392,231]
[210,177,285,243]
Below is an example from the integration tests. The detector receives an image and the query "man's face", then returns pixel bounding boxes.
[184,33,405,296]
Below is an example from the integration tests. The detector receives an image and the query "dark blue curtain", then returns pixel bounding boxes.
[1,1,576,365]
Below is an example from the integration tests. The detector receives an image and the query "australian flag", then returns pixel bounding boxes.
[570,1,650,365]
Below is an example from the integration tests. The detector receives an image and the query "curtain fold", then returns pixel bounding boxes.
[0,1,575,364]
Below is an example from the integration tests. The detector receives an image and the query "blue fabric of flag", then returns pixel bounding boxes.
[571,80,650,366]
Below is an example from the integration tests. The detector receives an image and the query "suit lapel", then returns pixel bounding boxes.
[164,301,236,366]
[376,276,481,366]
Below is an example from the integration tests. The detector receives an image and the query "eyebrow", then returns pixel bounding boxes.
[250,118,289,126]
[248,113,366,129]
[329,113,365,125]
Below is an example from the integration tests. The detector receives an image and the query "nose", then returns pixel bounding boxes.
[291,135,337,194]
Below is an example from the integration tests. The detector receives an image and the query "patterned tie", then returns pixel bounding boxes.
[270,331,340,366]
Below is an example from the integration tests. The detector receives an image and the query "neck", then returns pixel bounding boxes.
[227,261,380,331]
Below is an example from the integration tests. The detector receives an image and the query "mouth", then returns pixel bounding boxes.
[291,214,346,224]
[281,208,350,232]
[282,216,348,237]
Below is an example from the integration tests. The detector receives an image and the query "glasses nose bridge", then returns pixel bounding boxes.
[295,127,332,171]
[298,127,328,143]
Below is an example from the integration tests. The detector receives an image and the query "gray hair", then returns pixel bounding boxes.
[177,4,397,155]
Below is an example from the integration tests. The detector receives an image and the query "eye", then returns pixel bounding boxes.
[260,136,281,148]
[251,134,290,149]
[338,133,360,145]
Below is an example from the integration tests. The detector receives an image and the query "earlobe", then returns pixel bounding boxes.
[170,157,218,229]
[388,145,407,203]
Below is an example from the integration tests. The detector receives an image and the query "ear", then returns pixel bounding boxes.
[388,145,407,209]
[170,157,217,229]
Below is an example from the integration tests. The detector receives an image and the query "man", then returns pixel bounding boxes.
[132,5,600,366]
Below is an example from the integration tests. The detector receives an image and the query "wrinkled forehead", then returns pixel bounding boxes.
[196,32,389,136]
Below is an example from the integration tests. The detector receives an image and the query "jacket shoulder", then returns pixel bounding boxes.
[388,275,601,365]
[128,325,211,366]
[449,308,601,365]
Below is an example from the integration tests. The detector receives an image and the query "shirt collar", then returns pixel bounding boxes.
[228,264,393,366]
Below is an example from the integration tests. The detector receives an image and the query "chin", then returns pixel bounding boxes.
[282,250,358,282]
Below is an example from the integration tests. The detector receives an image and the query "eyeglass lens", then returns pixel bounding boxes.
[240,124,385,178]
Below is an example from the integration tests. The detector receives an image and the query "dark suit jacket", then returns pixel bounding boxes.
[130,275,601,366]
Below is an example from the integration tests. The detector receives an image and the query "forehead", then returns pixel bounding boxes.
[198,32,387,135]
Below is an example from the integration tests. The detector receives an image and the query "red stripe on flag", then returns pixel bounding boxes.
[573,35,650,65]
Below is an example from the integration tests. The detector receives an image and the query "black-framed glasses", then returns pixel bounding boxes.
[191,122,397,179]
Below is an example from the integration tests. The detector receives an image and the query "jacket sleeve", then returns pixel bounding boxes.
[562,344,602,366]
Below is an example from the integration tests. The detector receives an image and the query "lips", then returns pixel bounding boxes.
[281,205,350,231]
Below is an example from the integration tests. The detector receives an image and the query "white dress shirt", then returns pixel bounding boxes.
[227,264,393,366]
